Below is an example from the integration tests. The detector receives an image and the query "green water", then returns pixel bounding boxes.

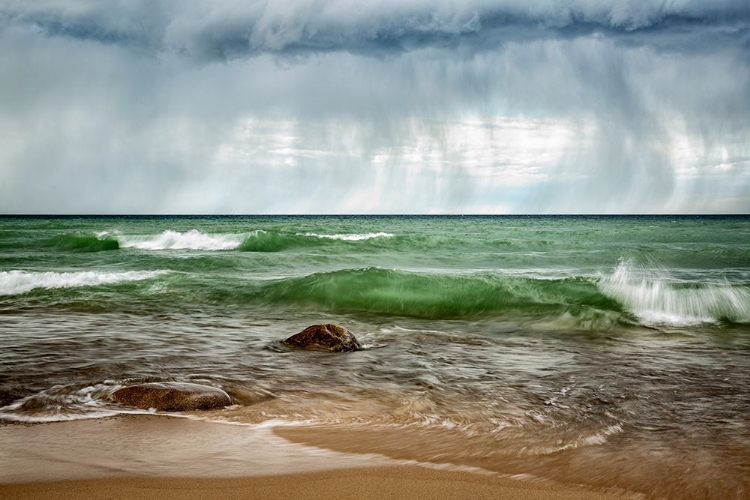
[1,215,749,499]
[1,215,749,324]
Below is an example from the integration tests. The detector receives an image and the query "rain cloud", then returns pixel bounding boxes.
[1,0,748,213]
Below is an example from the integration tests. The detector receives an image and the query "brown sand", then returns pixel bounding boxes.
[1,468,637,500]
[0,415,636,500]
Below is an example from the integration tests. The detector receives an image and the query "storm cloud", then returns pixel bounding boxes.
[1,0,748,213]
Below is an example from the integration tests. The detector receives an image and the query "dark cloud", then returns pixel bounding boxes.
[0,1,748,214]
[1,0,748,61]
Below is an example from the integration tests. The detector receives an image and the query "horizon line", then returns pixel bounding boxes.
[1,213,748,218]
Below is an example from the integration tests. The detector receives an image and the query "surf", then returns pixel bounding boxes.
[116,230,245,251]
[0,270,168,296]
[597,259,750,326]
[48,233,120,252]
[253,267,620,321]
[37,229,397,253]
[238,230,395,251]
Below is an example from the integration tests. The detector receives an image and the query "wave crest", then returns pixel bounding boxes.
[49,233,119,252]
[0,270,168,296]
[239,231,394,251]
[238,230,322,252]
[257,267,617,320]
[17,229,400,253]
[302,232,394,241]
[118,230,245,251]
[598,260,750,326]
[107,230,394,252]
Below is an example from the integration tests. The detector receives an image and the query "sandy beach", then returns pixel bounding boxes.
[0,415,636,500]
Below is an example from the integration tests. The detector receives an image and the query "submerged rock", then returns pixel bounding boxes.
[281,324,362,352]
[110,382,231,411]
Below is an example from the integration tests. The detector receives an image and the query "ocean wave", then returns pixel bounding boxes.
[117,230,245,251]
[253,264,750,327]
[239,230,394,251]
[18,229,408,254]
[106,230,394,253]
[255,267,618,320]
[238,230,323,252]
[301,232,394,241]
[0,270,168,296]
[48,233,120,252]
[598,260,750,326]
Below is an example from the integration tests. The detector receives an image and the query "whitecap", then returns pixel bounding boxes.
[598,259,750,326]
[118,229,245,251]
[301,232,394,241]
[0,270,168,296]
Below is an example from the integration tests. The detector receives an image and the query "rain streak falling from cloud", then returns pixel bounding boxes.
[0,0,748,213]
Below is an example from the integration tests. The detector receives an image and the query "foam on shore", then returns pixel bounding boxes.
[0,415,635,500]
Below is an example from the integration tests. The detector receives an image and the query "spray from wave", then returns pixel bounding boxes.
[0,270,168,296]
[597,259,750,326]
[115,229,245,251]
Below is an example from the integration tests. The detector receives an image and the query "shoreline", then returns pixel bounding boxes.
[0,415,637,499]
[0,469,637,500]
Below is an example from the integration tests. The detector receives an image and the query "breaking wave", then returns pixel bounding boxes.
[48,233,120,252]
[0,270,168,296]
[237,230,323,252]
[251,264,749,326]
[3,260,745,327]
[30,230,397,253]
[254,267,619,320]
[117,230,245,251]
[239,230,394,251]
[598,260,750,326]
[239,230,393,252]
[302,232,394,241]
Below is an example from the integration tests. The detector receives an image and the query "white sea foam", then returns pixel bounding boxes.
[118,229,245,250]
[0,383,128,422]
[598,260,750,326]
[302,232,394,241]
[534,424,624,455]
[0,270,167,296]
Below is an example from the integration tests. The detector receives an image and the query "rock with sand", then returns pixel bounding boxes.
[281,324,362,352]
[110,382,231,411]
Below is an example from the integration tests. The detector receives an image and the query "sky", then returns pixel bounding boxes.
[1,0,749,214]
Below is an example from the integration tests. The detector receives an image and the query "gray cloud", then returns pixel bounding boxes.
[0,1,748,214]
[2,0,748,60]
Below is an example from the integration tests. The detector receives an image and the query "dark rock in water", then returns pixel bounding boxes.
[281,324,362,352]
[110,382,231,411]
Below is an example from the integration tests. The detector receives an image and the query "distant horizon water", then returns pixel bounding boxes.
[2,213,749,216]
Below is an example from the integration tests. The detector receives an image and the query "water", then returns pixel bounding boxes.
[1,215,749,498]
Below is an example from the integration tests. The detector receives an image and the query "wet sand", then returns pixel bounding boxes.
[0,415,637,500]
